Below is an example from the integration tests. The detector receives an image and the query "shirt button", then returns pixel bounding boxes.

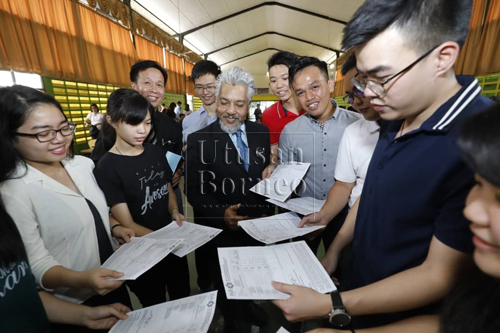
[324,133,327,135]
[369,189,374,195]
[324,164,326,167]
[323,179,326,182]
[324,149,327,151]
[378,165,383,169]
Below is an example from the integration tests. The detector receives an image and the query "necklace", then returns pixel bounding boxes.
[115,145,124,155]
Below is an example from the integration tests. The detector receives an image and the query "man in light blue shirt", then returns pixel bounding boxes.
[182,60,221,144]
[182,60,221,293]
[279,56,361,254]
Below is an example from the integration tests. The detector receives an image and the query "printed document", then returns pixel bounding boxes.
[238,212,325,244]
[250,163,310,202]
[218,241,336,300]
[144,221,222,257]
[166,151,182,173]
[101,237,183,280]
[109,291,218,333]
[276,327,290,333]
[266,197,326,216]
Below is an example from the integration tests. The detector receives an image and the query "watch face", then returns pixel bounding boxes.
[331,311,351,327]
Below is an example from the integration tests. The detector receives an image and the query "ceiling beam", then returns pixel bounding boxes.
[218,48,283,67]
[204,31,341,57]
[172,2,347,38]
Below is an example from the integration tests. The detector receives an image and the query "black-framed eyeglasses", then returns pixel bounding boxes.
[194,84,216,92]
[343,86,365,104]
[351,45,439,97]
[15,122,77,142]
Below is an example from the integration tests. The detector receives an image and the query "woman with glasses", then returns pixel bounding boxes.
[0,86,133,332]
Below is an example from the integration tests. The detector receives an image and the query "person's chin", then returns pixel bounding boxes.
[474,251,500,278]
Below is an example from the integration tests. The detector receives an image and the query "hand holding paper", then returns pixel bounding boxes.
[238,212,325,244]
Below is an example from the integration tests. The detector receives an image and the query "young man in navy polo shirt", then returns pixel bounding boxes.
[272,0,493,329]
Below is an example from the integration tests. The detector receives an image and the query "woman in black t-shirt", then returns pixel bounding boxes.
[94,89,188,307]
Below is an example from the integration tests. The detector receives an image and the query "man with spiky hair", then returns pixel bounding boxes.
[261,51,305,178]
[272,0,494,329]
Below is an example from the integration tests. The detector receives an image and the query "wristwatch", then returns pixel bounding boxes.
[328,291,351,327]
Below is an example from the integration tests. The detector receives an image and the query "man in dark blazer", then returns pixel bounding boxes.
[186,66,272,333]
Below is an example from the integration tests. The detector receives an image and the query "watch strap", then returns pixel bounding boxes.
[330,291,345,309]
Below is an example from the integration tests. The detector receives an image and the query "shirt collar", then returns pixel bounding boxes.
[198,104,207,115]
[16,157,78,184]
[367,119,381,134]
[422,75,482,132]
[235,122,247,135]
[305,98,339,123]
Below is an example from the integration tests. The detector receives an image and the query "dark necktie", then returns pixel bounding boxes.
[236,130,249,171]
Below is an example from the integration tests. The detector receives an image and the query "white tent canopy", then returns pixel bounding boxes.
[132,0,364,88]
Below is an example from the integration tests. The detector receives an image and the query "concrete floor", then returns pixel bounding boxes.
[127,180,327,333]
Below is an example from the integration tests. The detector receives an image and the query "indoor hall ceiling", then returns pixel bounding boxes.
[132,0,365,88]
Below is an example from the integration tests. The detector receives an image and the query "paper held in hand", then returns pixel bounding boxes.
[143,221,222,257]
[109,291,218,333]
[250,163,310,202]
[218,241,336,300]
[266,196,327,216]
[101,237,183,280]
[238,212,325,244]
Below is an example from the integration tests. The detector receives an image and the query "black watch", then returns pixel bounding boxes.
[328,291,351,327]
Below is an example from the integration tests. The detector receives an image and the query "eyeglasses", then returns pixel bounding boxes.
[194,84,216,93]
[15,122,77,142]
[343,86,365,104]
[351,45,439,97]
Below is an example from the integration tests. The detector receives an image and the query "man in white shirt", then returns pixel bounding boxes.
[174,101,182,117]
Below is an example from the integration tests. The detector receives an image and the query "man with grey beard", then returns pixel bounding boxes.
[185,67,272,333]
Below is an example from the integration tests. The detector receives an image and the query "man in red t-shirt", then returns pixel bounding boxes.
[262,51,305,178]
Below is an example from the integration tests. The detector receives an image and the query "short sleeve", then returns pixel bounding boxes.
[434,161,475,254]
[93,160,127,207]
[278,125,291,164]
[262,108,280,145]
[334,130,357,183]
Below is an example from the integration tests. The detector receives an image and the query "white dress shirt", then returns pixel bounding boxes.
[0,156,114,303]
[334,118,380,207]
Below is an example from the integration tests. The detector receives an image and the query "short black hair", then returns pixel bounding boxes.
[267,51,299,70]
[289,56,329,86]
[342,0,473,52]
[190,60,221,82]
[106,89,151,125]
[341,53,357,76]
[177,101,182,104]
[130,60,168,85]
[459,102,500,188]
[90,103,99,110]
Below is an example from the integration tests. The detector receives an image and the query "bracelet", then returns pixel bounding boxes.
[111,224,121,232]
[170,208,179,215]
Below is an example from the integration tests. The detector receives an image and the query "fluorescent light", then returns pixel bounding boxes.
[0,70,14,87]
[14,71,43,89]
